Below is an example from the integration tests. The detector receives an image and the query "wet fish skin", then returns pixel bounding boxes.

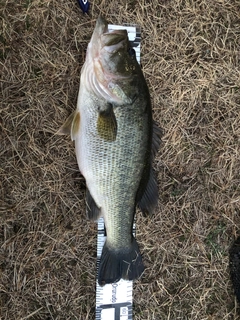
[59,16,161,285]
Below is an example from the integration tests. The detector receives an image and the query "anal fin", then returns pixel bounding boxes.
[86,188,101,221]
[138,168,158,216]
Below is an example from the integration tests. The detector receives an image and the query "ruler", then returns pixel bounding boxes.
[95,23,141,320]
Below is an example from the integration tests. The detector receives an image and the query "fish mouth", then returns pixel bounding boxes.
[95,15,109,36]
[101,30,128,53]
[93,16,128,53]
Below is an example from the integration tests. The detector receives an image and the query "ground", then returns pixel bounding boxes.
[1,0,240,319]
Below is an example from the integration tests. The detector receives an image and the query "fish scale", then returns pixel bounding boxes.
[77,106,149,251]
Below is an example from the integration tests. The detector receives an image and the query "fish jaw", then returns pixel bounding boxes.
[86,16,108,61]
[86,16,128,67]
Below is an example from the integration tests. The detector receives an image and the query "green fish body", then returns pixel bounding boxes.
[59,16,162,285]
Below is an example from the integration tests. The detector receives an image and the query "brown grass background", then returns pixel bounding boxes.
[1,0,240,319]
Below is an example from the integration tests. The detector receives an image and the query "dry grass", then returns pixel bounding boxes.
[1,0,240,319]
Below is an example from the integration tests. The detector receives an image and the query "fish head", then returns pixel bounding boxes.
[83,16,140,104]
[100,26,135,78]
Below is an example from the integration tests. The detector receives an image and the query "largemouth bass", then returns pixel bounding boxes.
[59,16,162,286]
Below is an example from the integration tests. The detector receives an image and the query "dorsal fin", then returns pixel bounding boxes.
[137,167,158,216]
[137,121,163,216]
[152,121,163,158]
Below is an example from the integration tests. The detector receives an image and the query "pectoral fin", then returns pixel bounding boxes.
[57,110,80,141]
[97,104,117,142]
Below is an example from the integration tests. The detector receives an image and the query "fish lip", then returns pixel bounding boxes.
[100,30,127,53]
[95,15,108,35]
[102,30,127,42]
[94,16,128,48]
[87,16,108,57]
[95,16,127,37]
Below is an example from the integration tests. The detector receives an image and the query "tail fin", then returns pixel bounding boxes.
[98,237,144,286]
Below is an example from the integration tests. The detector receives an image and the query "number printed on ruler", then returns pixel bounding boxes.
[121,306,129,317]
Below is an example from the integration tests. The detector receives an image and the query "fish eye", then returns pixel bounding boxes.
[128,48,136,58]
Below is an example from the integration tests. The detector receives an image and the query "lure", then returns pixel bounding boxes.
[77,0,90,13]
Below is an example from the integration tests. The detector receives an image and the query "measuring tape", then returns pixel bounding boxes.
[96,218,135,320]
[95,23,141,320]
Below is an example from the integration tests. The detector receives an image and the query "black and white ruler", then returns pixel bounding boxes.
[95,23,141,320]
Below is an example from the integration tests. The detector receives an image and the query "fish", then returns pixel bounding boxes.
[58,16,162,286]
